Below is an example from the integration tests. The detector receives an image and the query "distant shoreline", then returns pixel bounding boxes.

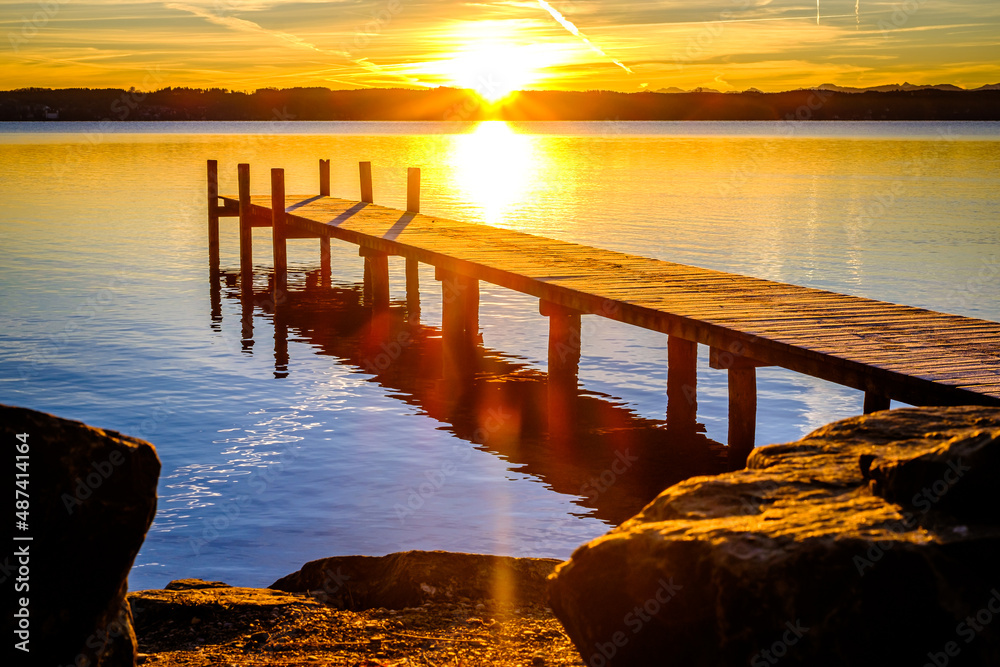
[3,87,999,122]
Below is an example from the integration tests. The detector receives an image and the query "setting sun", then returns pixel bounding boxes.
[443,43,539,102]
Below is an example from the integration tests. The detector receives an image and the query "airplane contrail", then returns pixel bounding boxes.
[536,0,632,74]
[816,0,820,25]
[167,3,427,87]
[167,3,327,53]
[856,0,860,28]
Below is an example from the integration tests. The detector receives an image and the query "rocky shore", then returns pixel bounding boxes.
[9,402,1000,666]
[130,573,582,666]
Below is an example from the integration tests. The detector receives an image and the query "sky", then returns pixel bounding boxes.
[2,0,999,93]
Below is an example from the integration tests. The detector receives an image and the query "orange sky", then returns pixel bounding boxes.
[2,0,999,93]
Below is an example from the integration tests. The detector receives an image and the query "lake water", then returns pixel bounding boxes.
[2,120,998,592]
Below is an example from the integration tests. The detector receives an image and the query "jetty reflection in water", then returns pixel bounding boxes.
[211,267,728,526]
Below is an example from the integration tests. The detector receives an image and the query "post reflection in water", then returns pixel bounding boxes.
[211,267,729,526]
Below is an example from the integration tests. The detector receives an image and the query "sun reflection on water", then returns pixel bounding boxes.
[450,121,539,227]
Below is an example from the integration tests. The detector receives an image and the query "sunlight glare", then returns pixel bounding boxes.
[445,44,537,102]
[451,121,538,226]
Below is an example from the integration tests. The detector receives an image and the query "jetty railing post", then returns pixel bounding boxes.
[405,167,421,316]
[666,336,698,433]
[237,163,253,296]
[319,159,330,196]
[863,391,891,414]
[207,160,220,271]
[728,367,757,468]
[359,161,373,204]
[271,168,287,305]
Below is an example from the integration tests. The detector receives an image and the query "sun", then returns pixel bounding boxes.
[444,42,539,103]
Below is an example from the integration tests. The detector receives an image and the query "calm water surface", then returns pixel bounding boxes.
[1,121,998,591]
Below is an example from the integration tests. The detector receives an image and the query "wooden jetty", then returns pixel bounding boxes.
[206,159,1000,466]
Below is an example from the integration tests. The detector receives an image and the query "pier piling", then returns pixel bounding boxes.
[207,160,220,271]
[666,336,698,433]
[238,163,253,296]
[271,168,287,304]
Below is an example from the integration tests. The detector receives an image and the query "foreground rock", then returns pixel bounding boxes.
[3,404,160,667]
[271,550,560,609]
[548,406,1000,666]
[132,565,583,666]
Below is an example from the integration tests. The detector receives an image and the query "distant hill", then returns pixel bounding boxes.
[654,82,1000,94]
[2,86,999,121]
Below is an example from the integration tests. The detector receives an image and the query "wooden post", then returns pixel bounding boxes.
[437,267,478,378]
[319,159,330,196]
[541,301,581,381]
[320,236,331,286]
[728,367,757,468]
[360,247,389,310]
[271,168,287,305]
[207,160,220,270]
[864,391,891,414]
[405,257,420,317]
[238,163,253,296]
[666,336,698,433]
[407,167,421,213]
[359,161,373,204]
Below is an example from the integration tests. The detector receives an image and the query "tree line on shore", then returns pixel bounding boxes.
[2,86,998,121]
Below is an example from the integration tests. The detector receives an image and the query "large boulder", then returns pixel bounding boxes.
[3,405,160,667]
[271,550,560,610]
[548,406,1000,666]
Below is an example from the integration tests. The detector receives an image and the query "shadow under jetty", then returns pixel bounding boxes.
[212,267,728,526]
